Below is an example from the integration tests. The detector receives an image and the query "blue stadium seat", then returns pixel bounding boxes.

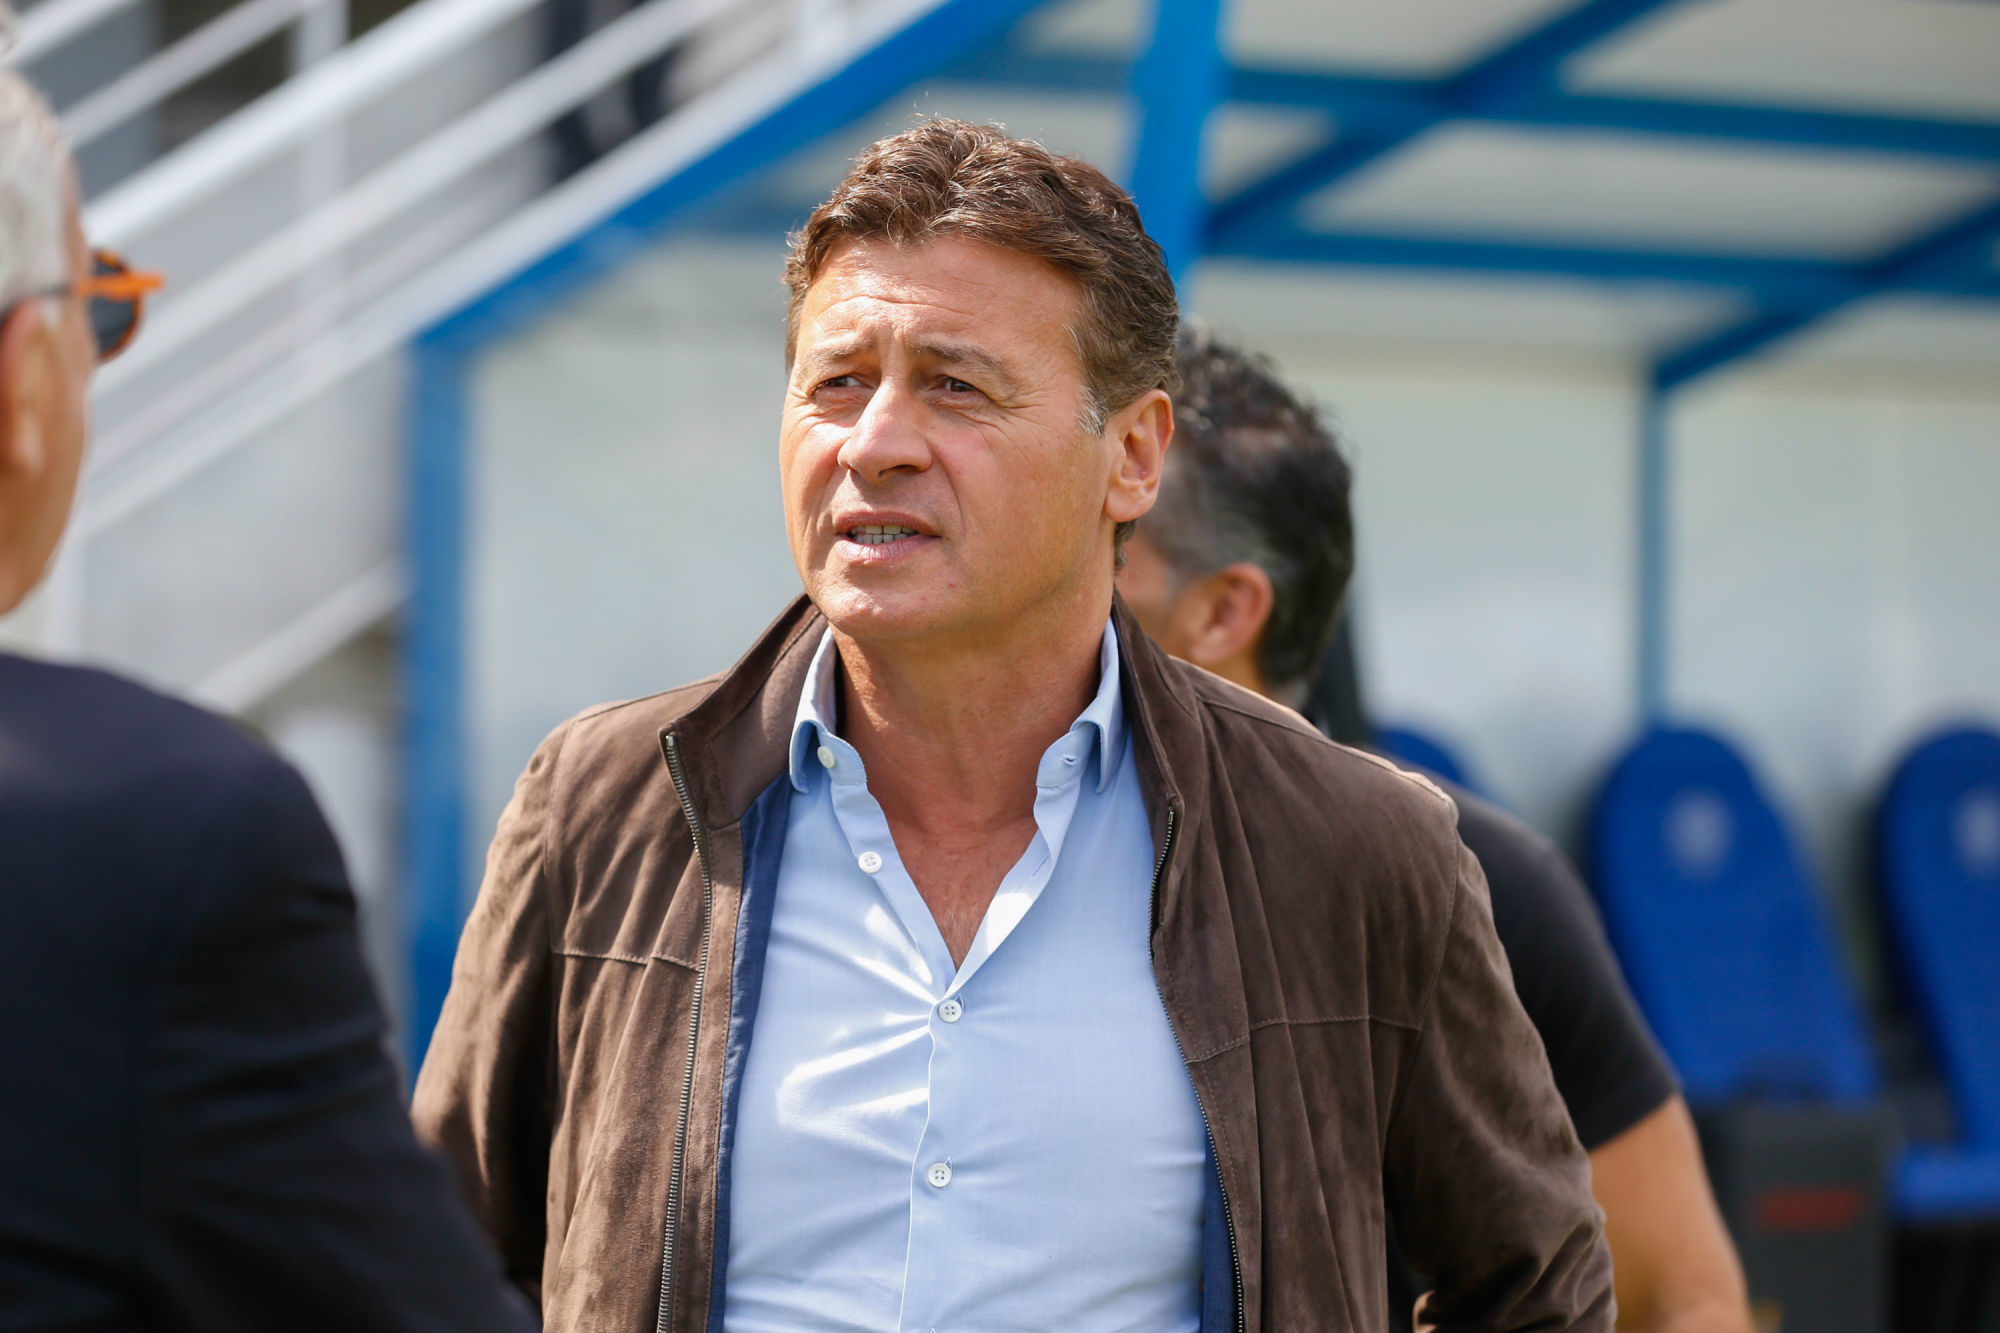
[1373,724,1480,795]
[1876,726,2000,1221]
[1589,726,1878,1108]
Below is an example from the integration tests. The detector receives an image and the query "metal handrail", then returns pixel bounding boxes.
[94,0,737,403]
[190,561,402,710]
[73,0,934,538]
[87,0,543,246]
[63,0,318,147]
[13,0,148,64]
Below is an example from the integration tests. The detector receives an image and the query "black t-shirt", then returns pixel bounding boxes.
[1448,778,1679,1149]
[1386,774,1680,1307]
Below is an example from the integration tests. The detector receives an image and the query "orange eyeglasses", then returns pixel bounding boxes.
[7,249,164,362]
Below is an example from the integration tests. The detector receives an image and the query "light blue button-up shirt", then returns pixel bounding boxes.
[722,620,1210,1333]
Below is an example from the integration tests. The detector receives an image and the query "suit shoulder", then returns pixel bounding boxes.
[0,654,286,793]
[0,657,330,960]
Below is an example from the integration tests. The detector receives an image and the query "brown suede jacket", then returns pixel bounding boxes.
[413,596,1614,1333]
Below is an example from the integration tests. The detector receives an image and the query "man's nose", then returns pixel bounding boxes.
[836,381,932,482]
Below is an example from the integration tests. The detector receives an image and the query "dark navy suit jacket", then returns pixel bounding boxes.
[0,652,533,1332]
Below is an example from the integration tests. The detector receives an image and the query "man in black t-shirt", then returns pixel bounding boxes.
[1119,326,1751,1333]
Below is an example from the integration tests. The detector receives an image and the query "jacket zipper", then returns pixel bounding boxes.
[1147,807,1246,1333]
[656,732,714,1333]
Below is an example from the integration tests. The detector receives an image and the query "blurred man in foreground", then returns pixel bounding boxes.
[417,118,1611,1331]
[0,66,533,1331]
[1119,326,1752,1333]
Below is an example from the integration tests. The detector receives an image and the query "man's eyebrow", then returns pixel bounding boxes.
[794,335,1023,395]
[796,336,868,372]
[906,339,1020,394]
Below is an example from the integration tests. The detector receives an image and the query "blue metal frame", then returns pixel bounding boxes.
[1126,0,1227,284]
[953,0,2000,722]
[944,7,2000,380]
[691,200,2000,306]
[1210,226,2000,304]
[1655,193,2000,392]
[1207,0,1684,251]
[403,335,470,1072]
[954,49,2000,167]
[403,0,2000,1060]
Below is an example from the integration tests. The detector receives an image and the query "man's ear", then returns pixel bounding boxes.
[1104,387,1173,527]
[0,300,51,478]
[1181,562,1275,671]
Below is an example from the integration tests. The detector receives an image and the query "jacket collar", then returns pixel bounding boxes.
[783,619,1129,798]
[661,596,825,831]
[663,592,1212,848]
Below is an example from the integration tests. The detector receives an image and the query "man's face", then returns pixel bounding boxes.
[781,236,1132,648]
[0,182,96,614]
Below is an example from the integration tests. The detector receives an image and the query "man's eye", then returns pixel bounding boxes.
[816,374,864,393]
[941,377,978,395]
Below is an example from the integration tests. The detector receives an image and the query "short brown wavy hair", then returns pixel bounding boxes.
[784,118,1180,453]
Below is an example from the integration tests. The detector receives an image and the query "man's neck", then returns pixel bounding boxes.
[833,589,1111,840]
[1210,654,1270,702]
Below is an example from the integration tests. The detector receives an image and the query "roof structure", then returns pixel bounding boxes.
[925,0,2000,389]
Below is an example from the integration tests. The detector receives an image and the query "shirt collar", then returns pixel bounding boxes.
[787,618,1127,795]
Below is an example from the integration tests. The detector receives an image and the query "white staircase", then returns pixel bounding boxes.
[4,0,933,708]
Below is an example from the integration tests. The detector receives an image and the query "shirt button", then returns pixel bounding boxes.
[938,998,963,1023]
[816,745,836,769]
[926,1162,952,1188]
[858,850,884,874]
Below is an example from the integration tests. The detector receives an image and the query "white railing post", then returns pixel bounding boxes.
[290,0,350,353]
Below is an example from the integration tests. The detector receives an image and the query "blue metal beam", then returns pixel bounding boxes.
[1653,193,2000,390]
[1450,0,1678,110]
[691,197,2000,304]
[1127,0,1229,284]
[1208,0,1682,248]
[1504,91,2000,166]
[403,333,469,1076]
[951,50,2000,166]
[1213,226,2000,305]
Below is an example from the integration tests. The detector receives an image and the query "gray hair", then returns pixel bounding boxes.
[0,62,72,310]
[1148,325,1355,706]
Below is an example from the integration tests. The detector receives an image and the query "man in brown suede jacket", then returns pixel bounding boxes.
[414,119,1614,1333]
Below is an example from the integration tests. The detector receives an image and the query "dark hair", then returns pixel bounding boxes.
[1145,325,1354,700]
[785,118,1179,545]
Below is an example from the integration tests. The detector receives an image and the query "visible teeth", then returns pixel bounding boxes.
[850,524,918,546]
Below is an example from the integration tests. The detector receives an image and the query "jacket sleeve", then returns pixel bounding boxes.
[140,749,537,1333]
[411,723,567,1309]
[1382,839,1616,1332]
